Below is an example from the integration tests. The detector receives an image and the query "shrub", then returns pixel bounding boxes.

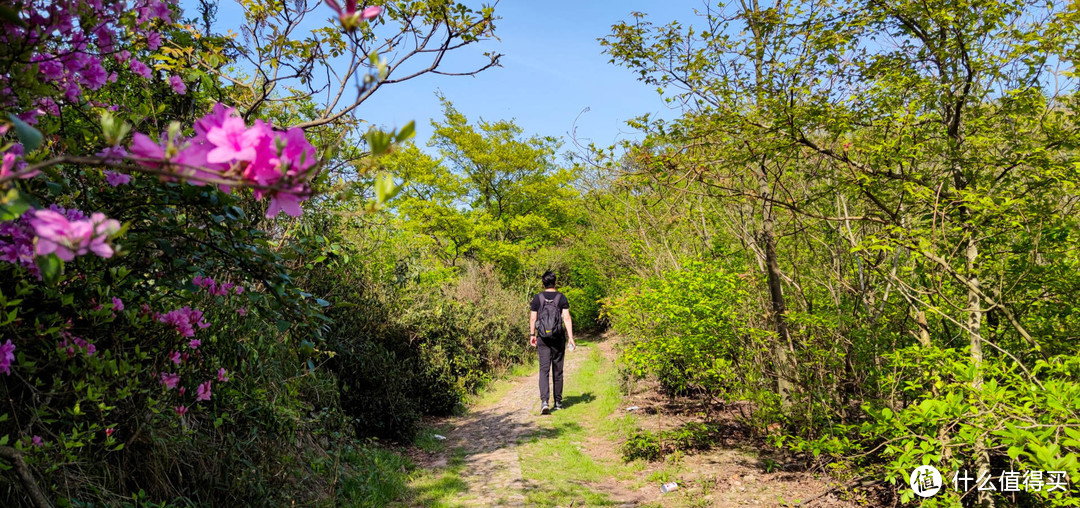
[622,430,664,462]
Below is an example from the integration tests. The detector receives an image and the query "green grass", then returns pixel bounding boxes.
[517,341,640,506]
[413,423,453,454]
[393,447,469,507]
[336,444,415,507]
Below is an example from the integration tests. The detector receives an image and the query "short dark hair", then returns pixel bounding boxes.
[541,270,557,288]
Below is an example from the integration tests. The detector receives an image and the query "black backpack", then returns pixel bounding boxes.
[535,294,563,339]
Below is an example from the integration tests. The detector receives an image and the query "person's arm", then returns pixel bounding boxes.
[562,308,575,350]
[529,310,537,347]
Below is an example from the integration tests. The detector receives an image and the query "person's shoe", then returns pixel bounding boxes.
[540,402,550,415]
[553,402,564,411]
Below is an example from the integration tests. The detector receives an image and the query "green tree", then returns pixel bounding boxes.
[387,99,578,278]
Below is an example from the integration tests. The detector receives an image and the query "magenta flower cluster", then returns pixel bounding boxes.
[58,331,97,358]
[0,340,14,375]
[192,275,245,296]
[0,212,39,276]
[4,1,177,125]
[157,306,210,337]
[31,210,121,261]
[0,205,119,274]
[130,103,320,217]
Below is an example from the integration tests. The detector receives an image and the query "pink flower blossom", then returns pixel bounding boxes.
[0,152,37,181]
[188,339,201,349]
[31,436,42,447]
[267,190,304,217]
[178,386,186,395]
[105,171,132,186]
[0,340,14,375]
[97,146,128,163]
[237,307,246,316]
[31,210,121,261]
[146,32,162,51]
[159,307,209,337]
[106,428,115,437]
[169,75,186,95]
[174,405,187,416]
[129,59,152,79]
[112,297,124,311]
[160,372,179,389]
[115,50,131,63]
[196,380,212,402]
[217,368,229,382]
[236,286,244,295]
[80,58,108,90]
[206,117,260,163]
[169,351,182,365]
[325,1,383,30]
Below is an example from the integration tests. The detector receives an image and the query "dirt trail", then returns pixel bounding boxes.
[418,337,864,507]
[438,347,584,505]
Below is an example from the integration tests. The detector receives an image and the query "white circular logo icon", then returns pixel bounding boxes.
[909,465,943,498]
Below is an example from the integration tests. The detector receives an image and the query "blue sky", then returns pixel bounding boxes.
[197,1,704,152]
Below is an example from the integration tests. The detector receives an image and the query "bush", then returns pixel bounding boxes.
[311,254,530,442]
[621,422,719,462]
[608,260,766,399]
[622,430,664,462]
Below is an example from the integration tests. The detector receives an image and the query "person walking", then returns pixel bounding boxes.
[529,270,576,415]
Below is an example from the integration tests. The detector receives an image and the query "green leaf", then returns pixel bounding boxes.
[395,121,416,143]
[0,189,32,221]
[35,254,63,285]
[0,5,24,27]
[8,114,42,152]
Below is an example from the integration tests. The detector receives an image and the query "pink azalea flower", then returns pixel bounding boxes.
[194,103,236,138]
[174,405,187,416]
[30,210,121,261]
[169,351,182,365]
[235,286,244,295]
[159,307,209,337]
[80,58,108,90]
[105,171,132,186]
[0,153,36,180]
[129,59,152,79]
[237,307,247,316]
[188,339,201,349]
[147,32,162,51]
[31,435,42,447]
[178,386,186,395]
[115,50,131,64]
[0,340,14,375]
[112,297,124,311]
[105,428,115,437]
[196,380,212,402]
[160,372,179,389]
[206,117,261,163]
[325,1,383,30]
[217,368,229,382]
[169,75,186,95]
[266,190,304,217]
[96,145,128,163]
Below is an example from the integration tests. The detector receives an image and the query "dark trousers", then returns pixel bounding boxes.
[538,335,565,404]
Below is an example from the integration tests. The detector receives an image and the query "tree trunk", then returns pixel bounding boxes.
[966,234,993,508]
[759,166,794,407]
